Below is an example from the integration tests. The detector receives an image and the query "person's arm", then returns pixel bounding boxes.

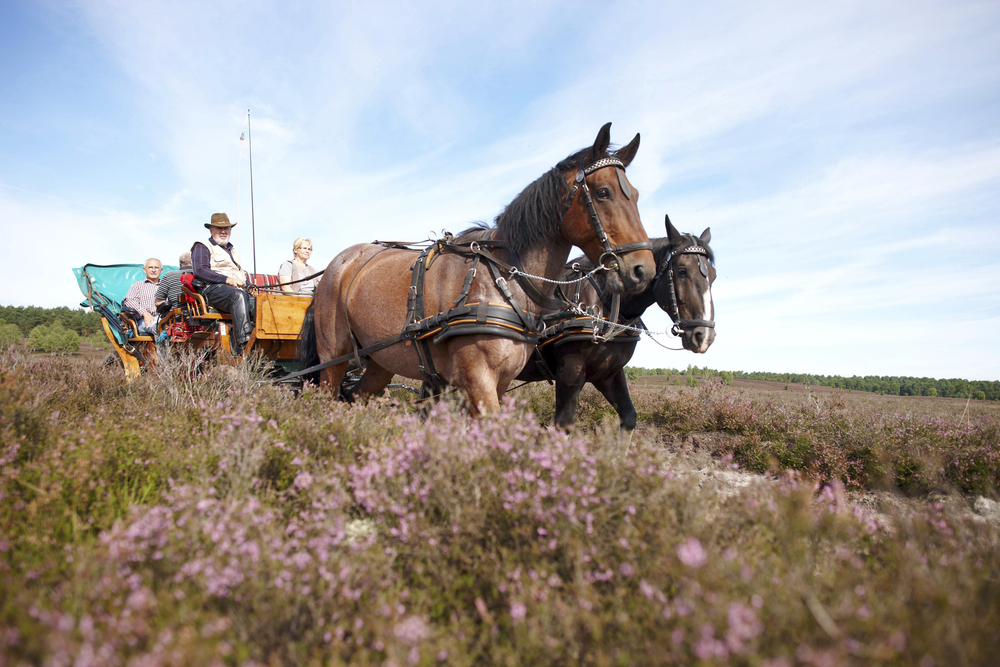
[122,283,142,313]
[278,261,294,293]
[191,243,237,285]
[154,277,169,307]
[123,283,157,328]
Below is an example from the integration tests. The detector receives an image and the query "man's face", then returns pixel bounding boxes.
[144,260,163,281]
[210,225,232,245]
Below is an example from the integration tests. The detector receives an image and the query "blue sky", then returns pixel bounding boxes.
[1,0,998,380]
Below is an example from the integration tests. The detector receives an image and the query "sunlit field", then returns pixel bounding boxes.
[2,349,998,666]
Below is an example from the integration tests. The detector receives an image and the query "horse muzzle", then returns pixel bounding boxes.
[603,251,654,294]
[680,323,715,354]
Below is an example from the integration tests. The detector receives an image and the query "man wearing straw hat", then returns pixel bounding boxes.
[191,213,256,355]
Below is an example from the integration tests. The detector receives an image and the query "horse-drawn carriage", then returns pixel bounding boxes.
[74,263,312,381]
[75,124,716,437]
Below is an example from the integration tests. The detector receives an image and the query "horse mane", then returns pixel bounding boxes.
[452,222,493,242]
[493,147,602,257]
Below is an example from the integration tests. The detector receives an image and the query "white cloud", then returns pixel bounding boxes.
[1,0,997,381]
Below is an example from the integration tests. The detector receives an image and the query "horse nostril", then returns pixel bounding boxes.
[632,263,646,285]
[692,330,704,347]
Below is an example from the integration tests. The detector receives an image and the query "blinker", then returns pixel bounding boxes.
[698,256,709,278]
[617,168,631,200]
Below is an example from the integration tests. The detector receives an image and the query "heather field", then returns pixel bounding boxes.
[2,350,999,666]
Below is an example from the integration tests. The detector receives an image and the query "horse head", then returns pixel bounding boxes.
[655,215,716,353]
[559,123,654,294]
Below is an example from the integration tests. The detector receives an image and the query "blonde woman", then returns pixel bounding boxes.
[278,237,319,294]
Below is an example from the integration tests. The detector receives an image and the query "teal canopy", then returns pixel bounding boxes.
[73,263,180,312]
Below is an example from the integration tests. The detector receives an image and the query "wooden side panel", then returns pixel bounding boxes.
[101,318,142,382]
[254,293,312,340]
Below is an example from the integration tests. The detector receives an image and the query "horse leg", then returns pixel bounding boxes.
[353,359,394,402]
[593,369,636,449]
[320,364,348,394]
[553,357,587,431]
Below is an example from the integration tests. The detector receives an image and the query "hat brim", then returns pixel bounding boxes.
[205,222,237,229]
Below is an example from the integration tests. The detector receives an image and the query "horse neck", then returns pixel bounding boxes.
[517,239,573,295]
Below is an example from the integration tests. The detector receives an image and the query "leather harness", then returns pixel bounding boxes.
[278,157,652,387]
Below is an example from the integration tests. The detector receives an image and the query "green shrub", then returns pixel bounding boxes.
[27,321,80,353]
[0,320,21,347]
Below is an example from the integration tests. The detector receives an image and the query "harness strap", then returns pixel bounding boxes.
[275,334,408,383]
[453,255,481,308]
[463,244,571,311]
[407,246,445,390]
[485,260,541,334]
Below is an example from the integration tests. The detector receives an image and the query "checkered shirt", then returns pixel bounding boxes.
[123,278,159,316]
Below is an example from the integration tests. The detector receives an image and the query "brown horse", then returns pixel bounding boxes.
[300,124,655,415]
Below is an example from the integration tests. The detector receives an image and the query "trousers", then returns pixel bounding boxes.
[200,283,256,352]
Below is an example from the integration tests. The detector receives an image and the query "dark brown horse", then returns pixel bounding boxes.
[299,124,656,415]
[515,215,715,443]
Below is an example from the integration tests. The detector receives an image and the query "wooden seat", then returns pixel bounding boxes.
[180,286,233,321]
[118,312,155,342]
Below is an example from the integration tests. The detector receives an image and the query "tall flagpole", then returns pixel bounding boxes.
[247,109,257,277]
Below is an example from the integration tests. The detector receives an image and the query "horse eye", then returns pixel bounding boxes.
[596,188,611,199]
[677,268,688,277]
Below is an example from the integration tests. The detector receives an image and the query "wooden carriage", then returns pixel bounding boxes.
[74,264,312,381]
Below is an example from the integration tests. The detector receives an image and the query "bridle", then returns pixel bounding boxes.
[504,155,652,315]
[560,157,653,272]
[652,238,716,337]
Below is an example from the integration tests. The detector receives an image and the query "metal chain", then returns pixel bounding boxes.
[508,264,607,285]
[589,318,685,349]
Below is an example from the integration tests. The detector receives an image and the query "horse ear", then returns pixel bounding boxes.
[614,133,640,167]
[666,214,683,245]
[699,227,711,245]
[589,123,612,162]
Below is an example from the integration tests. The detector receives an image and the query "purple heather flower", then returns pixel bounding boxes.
[677,537,708,568]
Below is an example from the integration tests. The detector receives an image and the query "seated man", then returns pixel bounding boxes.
[191,213,256,354]
[155,251,193,313]
[122,258,163,335]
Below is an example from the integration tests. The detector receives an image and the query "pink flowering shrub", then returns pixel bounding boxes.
[2,350,999,665]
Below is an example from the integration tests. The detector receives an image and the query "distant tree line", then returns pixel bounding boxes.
[0,305,102,337]
[625,366,998,401]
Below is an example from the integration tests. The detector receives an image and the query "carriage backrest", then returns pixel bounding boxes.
[250,274,281,287]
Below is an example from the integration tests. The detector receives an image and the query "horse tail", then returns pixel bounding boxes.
[297,299,321,385]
